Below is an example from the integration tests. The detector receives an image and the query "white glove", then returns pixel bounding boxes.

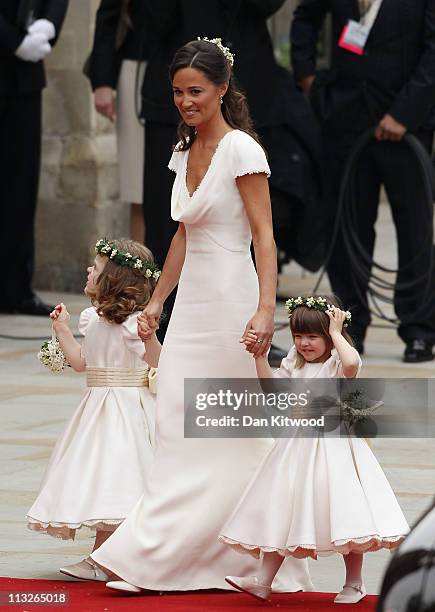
[14,32,51,62]
[28,18,56,41]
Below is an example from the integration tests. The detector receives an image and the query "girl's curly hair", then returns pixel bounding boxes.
[87,238,156,324]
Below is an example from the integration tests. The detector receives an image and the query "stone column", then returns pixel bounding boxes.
[34,0,128,292]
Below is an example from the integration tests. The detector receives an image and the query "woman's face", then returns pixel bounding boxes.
[172,67,227,127]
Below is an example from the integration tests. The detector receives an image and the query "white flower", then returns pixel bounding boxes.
[110,249,117,259]
[125,252,132,259]
[145,269,152,278]
[134,259,143,269]
[153,271,161,280]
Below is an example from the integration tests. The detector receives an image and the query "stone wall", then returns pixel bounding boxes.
[34,0,127,293]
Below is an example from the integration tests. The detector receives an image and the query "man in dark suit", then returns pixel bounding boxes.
[0,0,68,315]
[291,0,435,362]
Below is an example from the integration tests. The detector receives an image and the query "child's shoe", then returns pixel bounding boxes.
[334,583,366,604]
[225,575,271,602]
[106,580,143,593]
[59,557,109,581]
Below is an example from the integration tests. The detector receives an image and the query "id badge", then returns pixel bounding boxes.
[339,20,370,55]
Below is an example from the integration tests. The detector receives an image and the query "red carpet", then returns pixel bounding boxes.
[0,578,378,611]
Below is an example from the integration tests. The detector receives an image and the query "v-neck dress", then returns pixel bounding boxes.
[91,130,313,591]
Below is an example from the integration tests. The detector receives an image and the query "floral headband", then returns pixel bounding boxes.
[95,239,161,280]
[198,37,235,67]
[285,296,351,327]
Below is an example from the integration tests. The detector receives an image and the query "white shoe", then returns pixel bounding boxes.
[225,575,271,602]
[334,583,367,604]
[59,557,109,582]
[106,580,143,593]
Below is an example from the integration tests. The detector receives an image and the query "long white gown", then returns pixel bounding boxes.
[219,347,409,559]
[27,308,155,540]
[91,130,313,591]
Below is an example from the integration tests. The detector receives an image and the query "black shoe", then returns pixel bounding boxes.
[0,296,54,317]
[403,339,434,363]
[268,344,287,367]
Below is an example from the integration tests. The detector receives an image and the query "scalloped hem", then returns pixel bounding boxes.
[219,533,406,560]
[26,517,123,541]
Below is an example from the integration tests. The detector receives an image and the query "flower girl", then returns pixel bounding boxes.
[219,296,409,604]
[27,238,161,581]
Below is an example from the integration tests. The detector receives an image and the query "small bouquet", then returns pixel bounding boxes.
[38,329,68,373]
[340,389,382,437]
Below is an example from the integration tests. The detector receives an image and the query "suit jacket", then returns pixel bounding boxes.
[291,0,435,132]
[89,0,154,90]
[0,0,68,93]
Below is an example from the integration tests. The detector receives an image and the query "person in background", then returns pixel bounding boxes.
[89,0,153,242]
[291,0,435,362]
[0,0,69,315]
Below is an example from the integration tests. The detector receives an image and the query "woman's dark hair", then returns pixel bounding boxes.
[169,39,260,151]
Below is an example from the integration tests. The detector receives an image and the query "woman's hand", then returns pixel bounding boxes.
[94,86,116,122]
[138,300,163,342]
[240,309,274,357]
[50,303,70,326]
[326,307,347,337]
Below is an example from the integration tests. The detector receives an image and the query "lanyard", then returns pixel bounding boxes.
[360,0,384,30]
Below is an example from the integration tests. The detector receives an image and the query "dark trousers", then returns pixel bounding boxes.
[143,121,178,340]
[326,129,435,344]
[0,90,41,306]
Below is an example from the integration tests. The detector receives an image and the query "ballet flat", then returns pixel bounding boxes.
[106,580,143,593]
[334,583,367,604]
[225,575,271,602]
[59,557,109,582]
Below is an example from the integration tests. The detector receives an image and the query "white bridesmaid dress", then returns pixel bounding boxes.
[219,346,409,559]
[91,130,313,591]
[27,308,155,540]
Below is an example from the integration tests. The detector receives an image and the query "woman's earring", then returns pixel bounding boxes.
[220,95,223,105]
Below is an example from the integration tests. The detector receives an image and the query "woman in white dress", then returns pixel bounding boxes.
[89,38,313,593]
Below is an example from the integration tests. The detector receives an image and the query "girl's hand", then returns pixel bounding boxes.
[240,309,274,357]
[138,301,163,342]
[50,303,70,325]
[326,307,347,336]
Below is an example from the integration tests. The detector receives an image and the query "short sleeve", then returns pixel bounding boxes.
[168,143,183,173]
[78,307,98,336]
[230,131,271,179]
[272,346,297,379]
[121,313,146,359]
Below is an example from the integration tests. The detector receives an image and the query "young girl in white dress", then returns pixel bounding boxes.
[27,238,161,580]
[220,296,409,604]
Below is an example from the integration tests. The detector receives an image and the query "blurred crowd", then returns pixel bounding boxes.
[1,0,435,362]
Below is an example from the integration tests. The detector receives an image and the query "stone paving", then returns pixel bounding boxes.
[1,204,434,595]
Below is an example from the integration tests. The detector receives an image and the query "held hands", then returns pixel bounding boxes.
[94,87,116,122]
[375,114,407,142]
[138,300,163,343]
[326,306,347,337]
[50,303,70,327]
[240,309,274,358]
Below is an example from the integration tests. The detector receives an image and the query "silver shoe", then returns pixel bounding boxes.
[225,575,271,602]
[106,580,143,593]
[59,557,110,582]
[334,583,367,604]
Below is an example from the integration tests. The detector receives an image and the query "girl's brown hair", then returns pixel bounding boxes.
[289,295,354,369]
[88,239,156,324]
[169,39,260,151]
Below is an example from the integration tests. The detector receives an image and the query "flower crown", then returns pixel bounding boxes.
[198,37,235,67]
[285,296,351,327]
[95,239,161,280]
